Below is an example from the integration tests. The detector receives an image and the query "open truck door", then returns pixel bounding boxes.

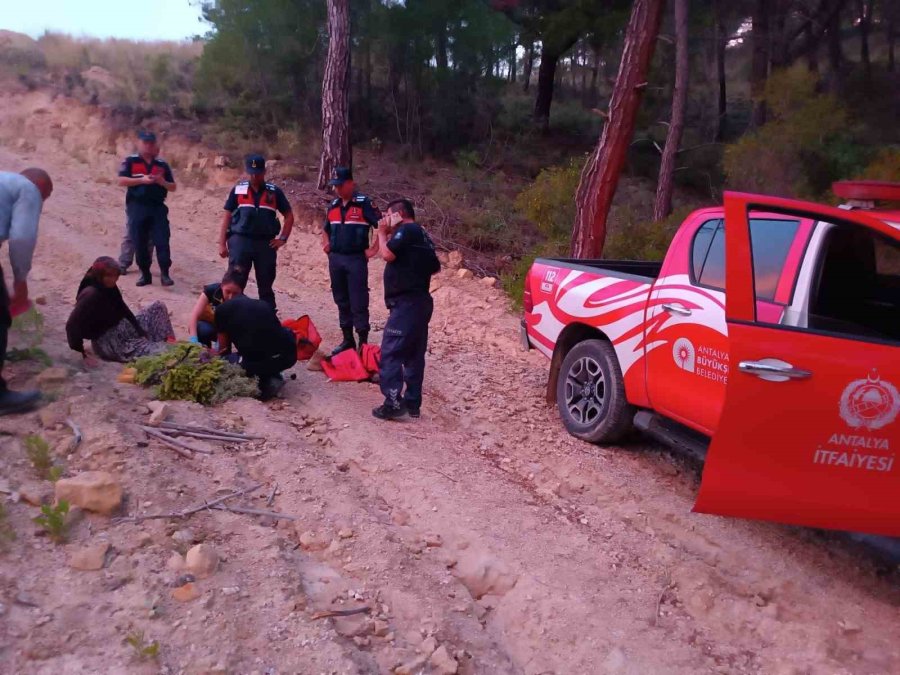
[694,191,900,537]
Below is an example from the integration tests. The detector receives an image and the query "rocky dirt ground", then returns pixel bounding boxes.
[0,92,898,675]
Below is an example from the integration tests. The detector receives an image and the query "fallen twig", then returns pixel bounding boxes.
[164,429,253,443]
[65,419,83,447]
[311,606,371,620]
[114,483,265,523]
[210,503,296,521]
[435,470,458,483]
[266,483,278,507]
[654,579,675,627]
[141,426,194,459]
[159,422,264,440]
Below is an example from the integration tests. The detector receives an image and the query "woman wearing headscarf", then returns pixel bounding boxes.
[66,256,174,365]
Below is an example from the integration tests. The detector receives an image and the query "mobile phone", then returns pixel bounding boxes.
[389,211,402,227]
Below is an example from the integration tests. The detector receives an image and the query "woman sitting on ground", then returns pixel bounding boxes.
[66,256,174,365]
[187,265,246,347]
[214,271,297,400]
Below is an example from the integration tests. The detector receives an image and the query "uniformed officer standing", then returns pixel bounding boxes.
[372,199,440,420]
[322,167,381,354]
[218,155,294,311]
[117,131,177,287]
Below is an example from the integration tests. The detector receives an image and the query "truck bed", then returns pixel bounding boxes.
[538,258,663,282]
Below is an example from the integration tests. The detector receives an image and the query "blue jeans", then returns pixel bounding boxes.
[379,293,433,409]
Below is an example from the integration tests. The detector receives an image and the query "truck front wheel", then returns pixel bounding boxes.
[556,339,633,444]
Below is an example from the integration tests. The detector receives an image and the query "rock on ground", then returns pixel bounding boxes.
[453,551,518,599]
[54,471,122,514]
[185,543,219,578]
[68,541,110,571]
[430,645,459,674]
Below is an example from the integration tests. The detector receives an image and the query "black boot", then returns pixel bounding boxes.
[160,269,174,287]
[372,400,407,420]
[331,328,356,356]
[356,330,369,352]
[258,374,285,401]
[0,388,41,416]
[136,270,152,287]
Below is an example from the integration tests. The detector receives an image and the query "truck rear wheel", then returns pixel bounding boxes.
[556,339,633,444]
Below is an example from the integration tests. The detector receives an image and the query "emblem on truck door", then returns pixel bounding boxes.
[672,338,696,373]
[839,370,899,431]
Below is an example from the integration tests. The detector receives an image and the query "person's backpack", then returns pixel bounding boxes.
[282,315,322,361]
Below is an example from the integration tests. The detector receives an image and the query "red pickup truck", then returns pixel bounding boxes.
[522,184,900,538]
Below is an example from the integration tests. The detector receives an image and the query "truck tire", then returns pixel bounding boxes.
[556,338,633,444]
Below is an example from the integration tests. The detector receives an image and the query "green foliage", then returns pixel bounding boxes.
[856,148,900,183]
[33,500,69,543]
[11,307,45,350]
[724,66,868,199]
[502,239,569,311]
[125,631,160,661]
[515,157,584,240]
[133,344,258,405]
[5,347,52,367]
[605,207,691,261]
[24,435,62,481]
[0,502,15,551]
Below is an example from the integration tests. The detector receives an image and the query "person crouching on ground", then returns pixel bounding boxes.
[187,265,247,347]
[66,256,175,365]
[372,199,441,420]
[213,271,297,401]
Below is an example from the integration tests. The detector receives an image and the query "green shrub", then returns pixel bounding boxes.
[125,631,160,661]
[515,157,584,240]
[856,147,900,182]
[724,66,865,199]
[605,207,691,261]
[133,344,258,405]
[501,238,568,311]
[33,500,69,543]
[24,435,62,482]
[0,503,15,551]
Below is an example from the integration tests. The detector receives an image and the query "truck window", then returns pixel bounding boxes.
[691,218,799,301]
[803,225,900,343]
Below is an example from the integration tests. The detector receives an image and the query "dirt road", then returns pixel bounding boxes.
[0,93,898,674]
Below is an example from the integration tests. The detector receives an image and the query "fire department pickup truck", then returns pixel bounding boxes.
[522,183,900,538]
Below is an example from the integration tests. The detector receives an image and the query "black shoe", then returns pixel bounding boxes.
[160,272,174,287]
[331,328,356,356]
[136,273,152,287]
[0,389,42,416]
[119,266,129,275]
[357,330,369,347]
[258,374,285,401]
[407,406,421,419]
[372,402,407,420]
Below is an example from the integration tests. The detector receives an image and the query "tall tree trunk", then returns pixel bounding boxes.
[654,0,689,222]
[436,24,448,70]
[889,14,896,71]
[827,3,844,79]
[750,0,771,127]
[509,40,517,82]
[586,44,601,107]
[571,0,666,258]
[523,42,535,92]
[858,0,873,80]
[713,0,727,141]
[534,46,561,132]
[318,0,352,190]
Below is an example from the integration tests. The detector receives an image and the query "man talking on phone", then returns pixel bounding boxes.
[0,168,53,415]
[372,199,440,420]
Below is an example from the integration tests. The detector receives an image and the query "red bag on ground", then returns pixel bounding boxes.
[321,344,382,382]
[282,315,322,361]
[321,347,371,382]
[360,343,381,374]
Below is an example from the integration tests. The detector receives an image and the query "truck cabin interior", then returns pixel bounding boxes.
[808,182,900,343]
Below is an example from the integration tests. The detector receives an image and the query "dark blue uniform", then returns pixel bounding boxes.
[118,155,174,276]
[224,180,291,310]
[379,221,441,413]
[325,194,381,335]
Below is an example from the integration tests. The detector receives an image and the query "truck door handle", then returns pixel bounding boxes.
[739,360,812,380]
[662,303,692,316]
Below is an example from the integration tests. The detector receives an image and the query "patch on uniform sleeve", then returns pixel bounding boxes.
[235,183,249,195]
[392,230,404,241]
